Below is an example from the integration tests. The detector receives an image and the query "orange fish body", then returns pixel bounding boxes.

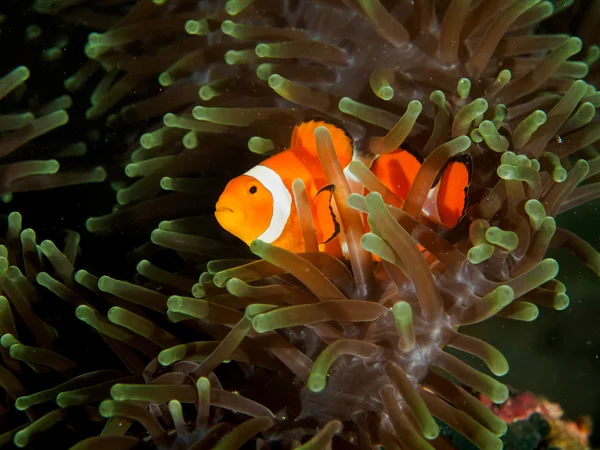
[215,121,470,256]
[370,149,470,229]
[215,121,351,253]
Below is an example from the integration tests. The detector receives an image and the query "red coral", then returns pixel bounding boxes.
[481,391,592,448]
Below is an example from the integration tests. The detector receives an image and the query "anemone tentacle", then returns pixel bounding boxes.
[27,0,600,448]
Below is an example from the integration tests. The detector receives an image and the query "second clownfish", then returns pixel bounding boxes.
[215,121,470,255]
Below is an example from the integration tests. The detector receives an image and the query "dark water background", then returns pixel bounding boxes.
[465,199,600,446]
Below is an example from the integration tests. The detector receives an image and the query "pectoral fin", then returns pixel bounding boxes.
[311,184,340,244]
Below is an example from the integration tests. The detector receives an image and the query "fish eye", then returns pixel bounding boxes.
[249,185,257,194]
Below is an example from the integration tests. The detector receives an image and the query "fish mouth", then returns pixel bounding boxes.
[215,206,234,214]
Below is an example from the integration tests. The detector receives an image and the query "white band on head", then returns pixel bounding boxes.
[245,165,292,243]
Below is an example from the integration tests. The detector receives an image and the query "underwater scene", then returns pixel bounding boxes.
[0,0,599,449]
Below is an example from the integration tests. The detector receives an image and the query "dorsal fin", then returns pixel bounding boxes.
[311,184,340,244]
[290,121,353,168]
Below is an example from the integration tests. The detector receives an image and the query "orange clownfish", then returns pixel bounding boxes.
[215,121,470,255]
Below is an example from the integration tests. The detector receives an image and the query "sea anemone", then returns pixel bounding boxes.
[553,1,600,87]
[0,66,106,202]
[27,0,600,449]
[0,212,135,448]
[46,0,597,243]
[1,0,109,204]
[73,100,595,449]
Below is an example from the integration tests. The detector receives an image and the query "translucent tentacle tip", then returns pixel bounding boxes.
[307,372,327,393]
[252,313,271,333]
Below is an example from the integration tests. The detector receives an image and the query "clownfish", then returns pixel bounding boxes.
[215,121,470,255]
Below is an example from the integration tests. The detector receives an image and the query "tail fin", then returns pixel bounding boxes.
[436,156,472,228]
